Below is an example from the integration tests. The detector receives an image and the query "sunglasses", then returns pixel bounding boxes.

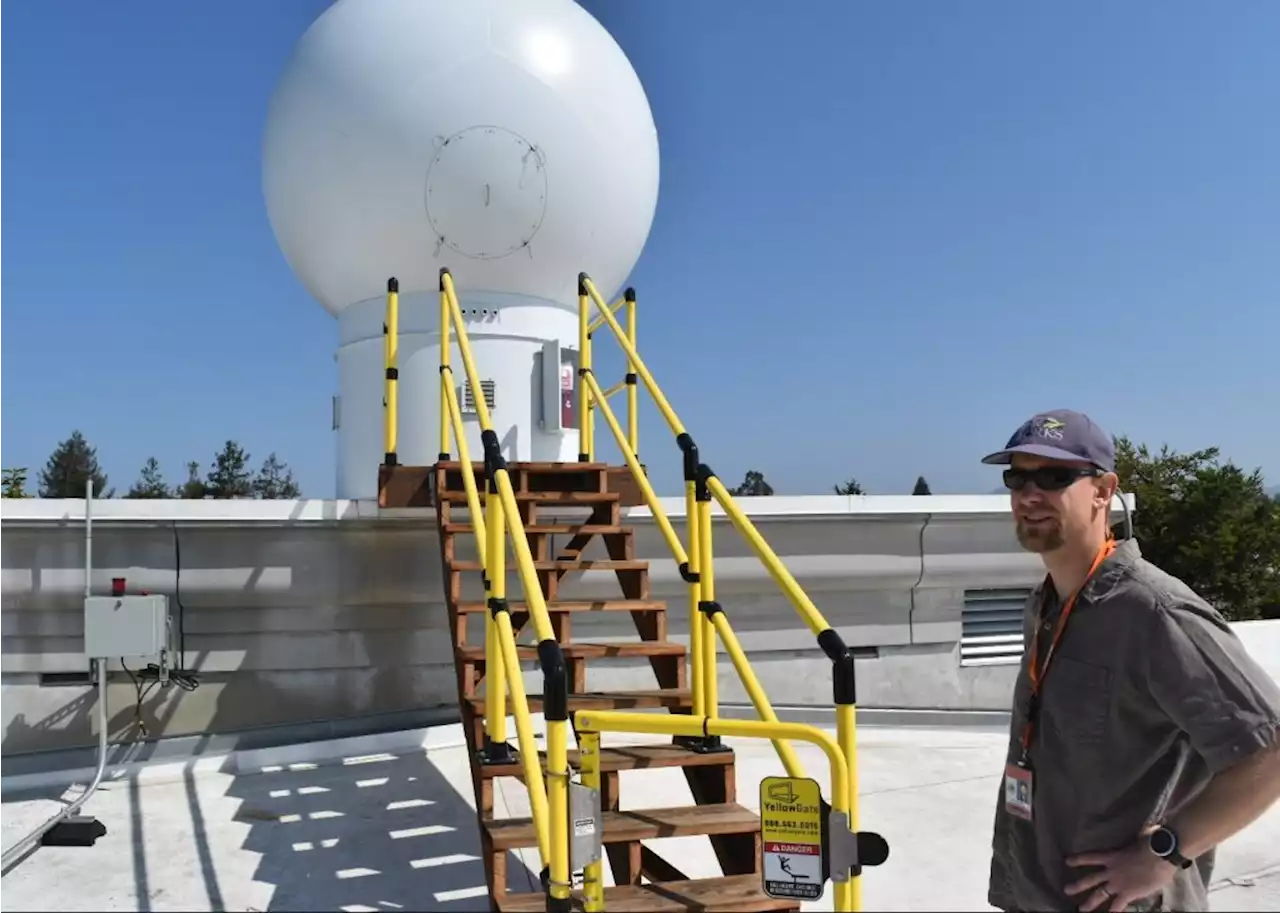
[1003,466,1102,492]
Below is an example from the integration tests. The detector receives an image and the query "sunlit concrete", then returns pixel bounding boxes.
[3,718,1277,912]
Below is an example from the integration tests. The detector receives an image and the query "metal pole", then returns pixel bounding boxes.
[1,481,111,875]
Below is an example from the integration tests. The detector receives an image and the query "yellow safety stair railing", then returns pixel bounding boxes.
[578,272,876,911]
[383,266,887,912]
[434,268,575,913]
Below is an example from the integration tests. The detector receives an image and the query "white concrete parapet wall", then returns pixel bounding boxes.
[0,494,1133,754]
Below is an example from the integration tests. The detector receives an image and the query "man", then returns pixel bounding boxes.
[982,410,1280,912]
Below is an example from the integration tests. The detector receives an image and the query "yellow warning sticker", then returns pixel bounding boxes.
[759,776,824,900]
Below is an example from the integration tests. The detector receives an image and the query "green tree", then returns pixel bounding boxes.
[205,441,254,499]
[912,476,932,495]
[38,431,110,498]
[176,461,208,499]
[731,470,774,497]
[1115,437,1280,621]
[2,468,31,498]
[253,453,302,499]
[833,478,865,495]
[126,458,172,499]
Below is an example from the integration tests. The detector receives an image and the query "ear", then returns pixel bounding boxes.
[1095,472,1119,506]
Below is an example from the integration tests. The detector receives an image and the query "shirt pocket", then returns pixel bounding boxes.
[1041,656,1113,749]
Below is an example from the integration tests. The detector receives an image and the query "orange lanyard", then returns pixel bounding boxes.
[1019,539,1117,758]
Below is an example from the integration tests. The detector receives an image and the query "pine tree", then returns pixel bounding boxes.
[912,475,932,495]
[38,431,110,498]
[2,468,32,498]
[730,470,774,497]
[253,453,302,499]
[176,461,208,499]
[205,441,254,499]
[834,478,865,495]
[126,458,172,499]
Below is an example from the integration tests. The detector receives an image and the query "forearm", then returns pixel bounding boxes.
[1172,741,1280,860]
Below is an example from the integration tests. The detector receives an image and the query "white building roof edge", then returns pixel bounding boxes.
[0,493,1136,525]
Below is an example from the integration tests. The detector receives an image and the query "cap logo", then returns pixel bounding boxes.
[1011,415,1066,444]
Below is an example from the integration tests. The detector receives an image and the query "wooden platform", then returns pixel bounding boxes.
[380,459,646,509]
[431,459,797,912]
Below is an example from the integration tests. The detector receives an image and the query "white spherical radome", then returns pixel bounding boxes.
[263,0,660,314]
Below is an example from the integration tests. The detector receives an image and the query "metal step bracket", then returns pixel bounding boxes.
[569,779,602,870]
[827,810,891,883]
[827,810,858,883]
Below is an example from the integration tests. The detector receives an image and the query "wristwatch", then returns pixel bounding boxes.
[1148,825,1193,869]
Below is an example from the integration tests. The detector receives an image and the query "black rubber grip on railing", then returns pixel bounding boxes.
[694,462,715,502]
[382,322,388,335]
[487,597,509,618]
[678,561,700,583]
[578,272,590,296]
[818,628,857,706]
[625,372,637,385]
[438,452,451,462]
[439,267,450,290]
[383,453,397,466]
[387,277,399,293]
[537,639,569,722]
[625,287,636,303]
[481,429,505,493]
[677,433,698,482]
[385,367,398,380]
[698,600,723,618]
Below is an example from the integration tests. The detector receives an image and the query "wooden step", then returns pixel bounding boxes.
[458,641,685,663]
[443,522,624,536]
[466,689,693,716]
[486,802,761,852]
[499,874,798,912]
[477,743,736,781]
[438,490,619,504]
[437,460,610,473]
[454,598,666,615]
[449,558,646,573]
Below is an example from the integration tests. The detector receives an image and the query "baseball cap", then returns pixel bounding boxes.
[981,409,1116,473]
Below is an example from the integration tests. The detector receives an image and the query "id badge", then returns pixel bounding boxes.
[1004,762,1034,821]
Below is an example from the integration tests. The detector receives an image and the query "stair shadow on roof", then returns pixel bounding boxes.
[225,744,536,910]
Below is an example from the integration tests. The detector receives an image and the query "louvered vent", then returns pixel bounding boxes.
[960,588,1031,667]
[461,379,496,414]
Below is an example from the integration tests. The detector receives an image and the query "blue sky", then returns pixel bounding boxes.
[3,1,1277,498]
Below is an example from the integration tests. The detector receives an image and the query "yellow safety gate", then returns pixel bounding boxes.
[383,268,888,912]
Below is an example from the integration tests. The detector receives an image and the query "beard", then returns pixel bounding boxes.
[1015,519,1065,553]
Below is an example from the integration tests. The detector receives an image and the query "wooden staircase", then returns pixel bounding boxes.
[432,460,800,912]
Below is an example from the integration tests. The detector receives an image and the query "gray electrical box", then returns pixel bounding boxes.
[539,340,578,433]
[83,595,171,659]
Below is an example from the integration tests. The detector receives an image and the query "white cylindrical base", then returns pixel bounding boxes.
[335,290,580,501]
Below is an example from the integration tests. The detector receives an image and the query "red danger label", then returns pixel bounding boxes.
[765,842,820,855]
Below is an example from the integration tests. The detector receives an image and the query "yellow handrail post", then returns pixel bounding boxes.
[482,473,510,763]
[685,477,704,719]
[438,277,451,461]
[383,278,399,466]
[579,731,605,912]
[577,277,593,462]
[834,655,861,911]
[697,480,719,732]
[624,287,638,460]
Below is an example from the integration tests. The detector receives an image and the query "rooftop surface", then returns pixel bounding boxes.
[2,717,1277,912]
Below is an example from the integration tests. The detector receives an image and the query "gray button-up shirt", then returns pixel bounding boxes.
[988,538,1280,912]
